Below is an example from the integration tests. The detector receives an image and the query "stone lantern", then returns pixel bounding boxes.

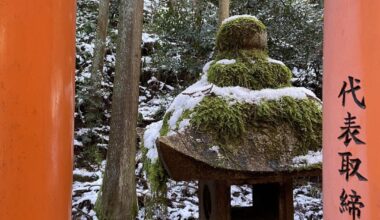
[145,15,322,220]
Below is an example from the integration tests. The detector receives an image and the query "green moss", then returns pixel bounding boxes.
[175,109,192,129]
[208,61,254,89]
[191,96,248,143]
[94,195,103,219]
[189,96,321,157]
[145,160,168,196]
[160,112,172,136]
[254,97,322,155]
[83,144,103,166]
[216,17,267,51]
[207,59,292,90]
[94,194,103,219]
[141,111,176,217]
[250,60,292,89]
[141,145,168,219]
[137,112,144,125]
[215,49,269,61]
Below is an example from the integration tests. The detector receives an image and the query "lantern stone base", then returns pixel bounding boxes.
[157,136,321,220]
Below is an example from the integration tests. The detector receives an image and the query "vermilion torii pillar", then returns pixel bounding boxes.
[0,0,76,219]
[324,1,380,219]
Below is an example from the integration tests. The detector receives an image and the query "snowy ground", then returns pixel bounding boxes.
[72,162,323,220]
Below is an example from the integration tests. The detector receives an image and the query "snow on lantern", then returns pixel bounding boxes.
[143,15,322,220]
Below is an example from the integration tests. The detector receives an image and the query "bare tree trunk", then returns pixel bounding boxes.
[87,0,111,126]
[97,0,144,219]
[92,0,111,80]
[192,0,203,55]
[168,0,176,13]
[218,0,230,25]
[193,0,202,29]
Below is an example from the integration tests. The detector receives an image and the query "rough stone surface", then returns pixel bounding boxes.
[157,119,322,179]
[152,16,322,185]
[216,16,268,51]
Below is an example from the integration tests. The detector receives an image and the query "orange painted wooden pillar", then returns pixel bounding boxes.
[324,1,380,219]
[0,0,76,219]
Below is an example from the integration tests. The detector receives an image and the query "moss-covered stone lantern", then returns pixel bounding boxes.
[143,15,322,220]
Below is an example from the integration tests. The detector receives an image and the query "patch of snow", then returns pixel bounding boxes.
[164,74,210,132]
[202,60,214,74]
[207,145,225,158]
[216,59,236,65]
[292,150,322,168]
[144,0,159,12]
[212,86,318,104]
[147,76,158,84]
[293,183,323,219]
[168,108,184,130]
[222,14,259,25]
[268,57,285,66]
[165,84,174,91]
[139,96,147,102]
[105,54,115,63]
[79,42,95,56]
[231,185,253,207]
[138,95,173,120]
[143,121,163,161]
[209,145,222,157]
[142,56,153,64]
[147,76,175,91]
[73,168,97,177]
[167,130,177,137]
[81,71,91,78]
[142,33,159,44]
[139,105,160,120]
[74,139,83,147]
[167,181,199,219]
[162,71,319,138]
[178,119,191,133]
[72,162,105,219]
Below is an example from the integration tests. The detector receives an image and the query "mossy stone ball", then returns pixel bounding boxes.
[216,16,268,52]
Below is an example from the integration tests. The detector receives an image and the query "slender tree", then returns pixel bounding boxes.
[92,0,111,79]
[97,0,144,219]
[193,0,202,29]
[87,0,111,126]
[218,0,230,25]
[168,0,176,12]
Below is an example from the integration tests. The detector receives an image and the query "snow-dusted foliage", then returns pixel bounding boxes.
[143,0,218,84]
